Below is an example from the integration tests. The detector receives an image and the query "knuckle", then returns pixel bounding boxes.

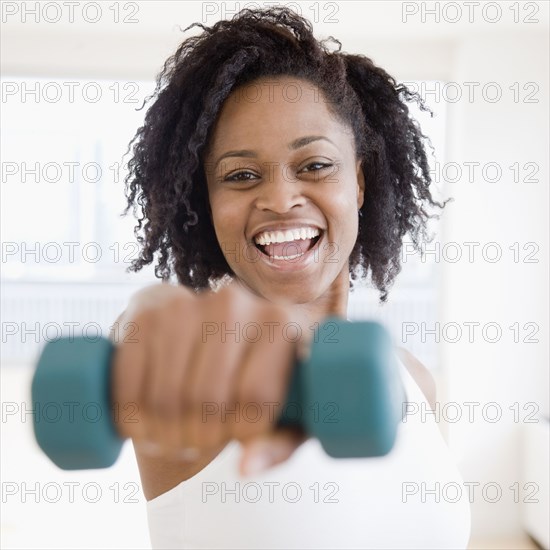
[166,289,196,313]
[194,390,227,416]
[216,282,256,310]
[148,387,180,418]
[131,284,196,319]
[264,302,293,328]
[128,309,155,337]
[181,390,203,416]
[214,285,242,313]
[238,383,278,412]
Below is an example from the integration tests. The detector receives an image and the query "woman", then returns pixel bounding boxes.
[113,7,471,549]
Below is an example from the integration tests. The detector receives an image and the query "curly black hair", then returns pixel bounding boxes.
[123,6,446,302]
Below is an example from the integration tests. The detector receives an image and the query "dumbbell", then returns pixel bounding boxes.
[31,317,406,470]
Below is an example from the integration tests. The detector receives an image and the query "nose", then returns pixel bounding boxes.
[254,164,306,213]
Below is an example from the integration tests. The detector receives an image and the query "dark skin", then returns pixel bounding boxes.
[112,76,436,501]
[204,76,364,315]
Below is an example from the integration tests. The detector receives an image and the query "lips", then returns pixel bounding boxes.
[251,224,323,258]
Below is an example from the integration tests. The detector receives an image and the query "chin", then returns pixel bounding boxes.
[254,279,324,305]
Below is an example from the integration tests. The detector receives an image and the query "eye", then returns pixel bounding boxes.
[300,162,333,173]
[223,170,259,182]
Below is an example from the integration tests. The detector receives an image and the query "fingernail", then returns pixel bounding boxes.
[243,450,272,476]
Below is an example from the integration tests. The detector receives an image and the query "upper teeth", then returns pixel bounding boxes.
[254,227,320,246]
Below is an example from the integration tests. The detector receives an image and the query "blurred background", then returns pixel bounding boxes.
[1,1,548,548]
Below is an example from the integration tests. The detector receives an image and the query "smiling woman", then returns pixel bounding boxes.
[113,6,470,550]
[124,7,443,303]
[203,76,365,303]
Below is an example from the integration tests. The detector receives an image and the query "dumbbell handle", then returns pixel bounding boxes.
[32,319,405,470]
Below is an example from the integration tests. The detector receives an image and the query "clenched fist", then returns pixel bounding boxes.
[111,281,311,475]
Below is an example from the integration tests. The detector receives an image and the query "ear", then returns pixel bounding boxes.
[356,159,365,210]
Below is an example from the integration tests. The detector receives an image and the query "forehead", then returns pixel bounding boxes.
[207,76,349,154]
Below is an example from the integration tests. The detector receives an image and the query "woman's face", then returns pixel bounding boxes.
[204,76,364,305]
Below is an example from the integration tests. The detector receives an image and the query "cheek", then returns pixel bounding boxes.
[209,193,244,239]
[325,180,359,224]
[324,180,360,250]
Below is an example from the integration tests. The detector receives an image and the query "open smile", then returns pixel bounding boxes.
[252,229,325,271]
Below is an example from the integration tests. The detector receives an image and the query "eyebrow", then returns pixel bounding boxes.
[214,135,335,168]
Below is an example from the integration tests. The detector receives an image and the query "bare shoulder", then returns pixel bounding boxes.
[396,348,436,410]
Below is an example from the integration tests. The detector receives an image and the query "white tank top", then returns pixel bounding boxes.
[146,356,471,549]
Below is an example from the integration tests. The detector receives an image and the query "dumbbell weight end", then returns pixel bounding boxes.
[32,337,122,470]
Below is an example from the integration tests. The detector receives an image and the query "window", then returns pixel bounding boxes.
[1,78,446,365]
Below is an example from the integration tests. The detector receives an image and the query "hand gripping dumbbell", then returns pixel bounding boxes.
[31,318,406,470]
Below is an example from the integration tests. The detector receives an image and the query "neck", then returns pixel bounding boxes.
[290,265,349,325]
[235,262,350,351]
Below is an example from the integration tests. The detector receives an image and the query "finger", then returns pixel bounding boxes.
[183,325,245,451]
[181,288,252,450]
[110,314,149,440]
[146,299,198,454]
[239,428,308,477]
[231,308,296,443]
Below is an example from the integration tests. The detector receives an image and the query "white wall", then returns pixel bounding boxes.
[441,29,549,538]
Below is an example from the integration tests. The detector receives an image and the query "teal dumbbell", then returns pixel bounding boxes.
[31,318,406,470]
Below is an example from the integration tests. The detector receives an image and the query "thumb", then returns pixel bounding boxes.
[239,428,308,477]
